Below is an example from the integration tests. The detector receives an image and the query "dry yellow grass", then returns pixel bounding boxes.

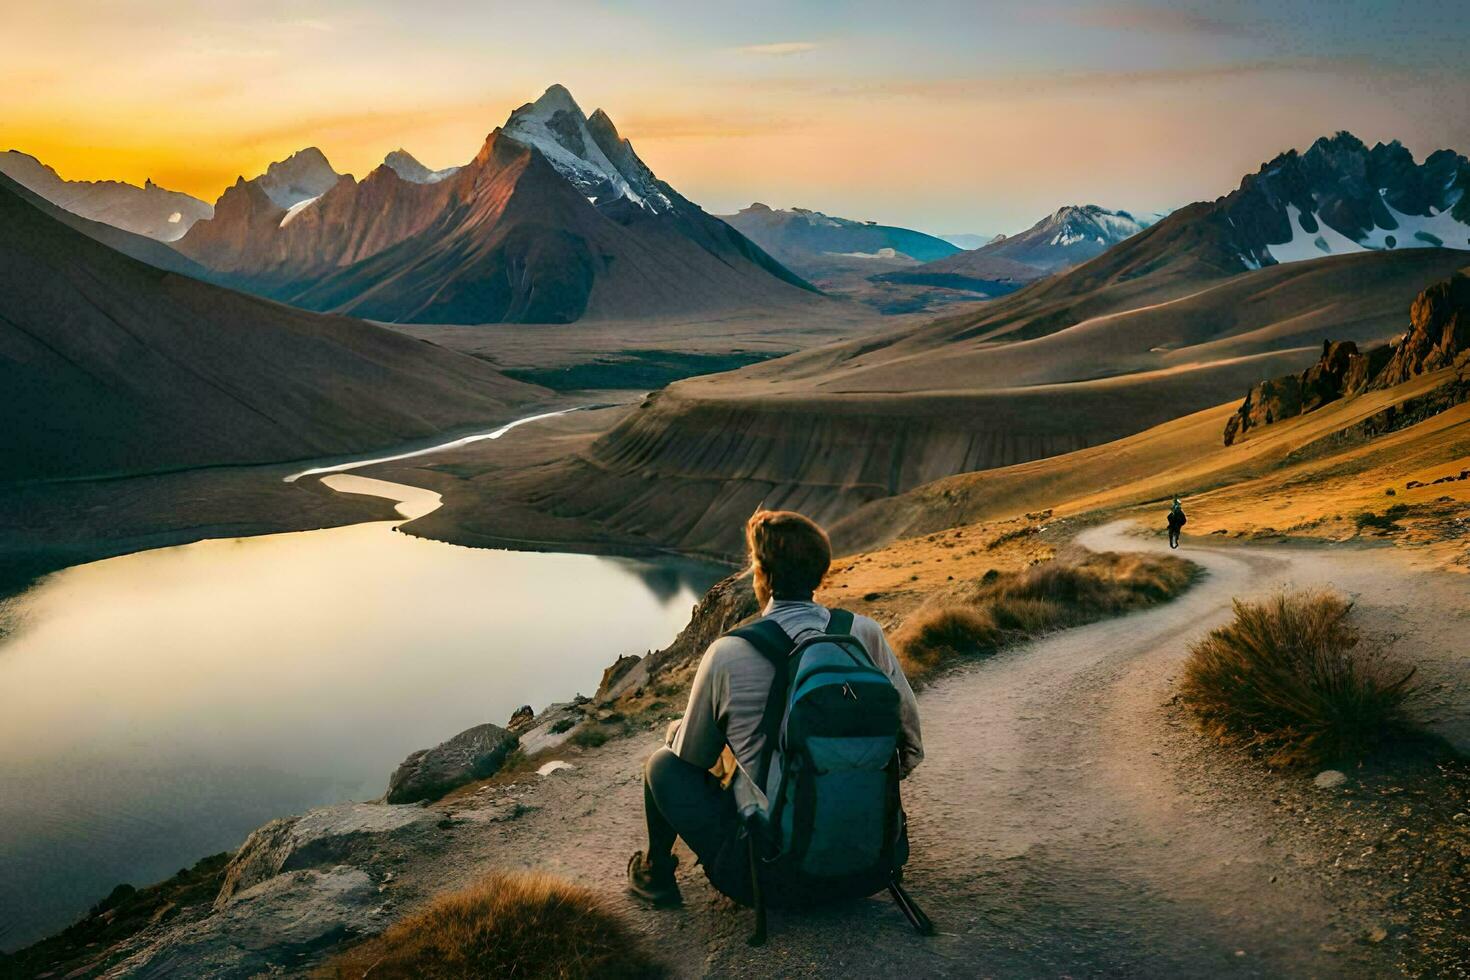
[832,366,1470,572]
[321,871,666,980]
[1180,591,1418,767]
[891,550,1196,681]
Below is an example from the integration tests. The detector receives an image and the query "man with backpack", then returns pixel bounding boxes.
[628,509,926,938]
[1167,496,1187,548]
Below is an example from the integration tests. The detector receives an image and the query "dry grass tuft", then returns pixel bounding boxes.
[1180,591,1417,767]
[893,550,1195,681]
[321,871,666,980]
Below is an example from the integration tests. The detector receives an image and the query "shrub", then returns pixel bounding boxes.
[322,871,666,979]
[549,718,575,735]
[893,550,1195,681]
[892,604,1001,676]
[1355,503,1410,533]
[570,725,610,749]
[1179,591,1416,767]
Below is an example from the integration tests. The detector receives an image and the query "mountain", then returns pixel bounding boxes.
[0,175,540,484]
[382,149,460,184]
[0,150,212,241]
[176,85,818,324]
[716,202,968,312]
[0,172,208,278]
[718,203,960,273]
[253,147,342,209]
[879,205,1149,293]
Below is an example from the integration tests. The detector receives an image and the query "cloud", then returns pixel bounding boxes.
[749,57,1379,102]
[738,41,819,57]
[1051,2,1252,38]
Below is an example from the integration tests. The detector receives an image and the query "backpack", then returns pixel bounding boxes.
[715,608,933,943]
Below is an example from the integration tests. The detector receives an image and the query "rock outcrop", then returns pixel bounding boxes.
[595,570,757,701]
[215,802,433,907]
[102,867,382,979]
[1374,271,1470,387]
[1224,271,1470,444]
[385,723,519,804]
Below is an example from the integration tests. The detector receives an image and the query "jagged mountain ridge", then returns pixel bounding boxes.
[1214,132,1470,268]
[0,150,213,242]
[175,85,817,324]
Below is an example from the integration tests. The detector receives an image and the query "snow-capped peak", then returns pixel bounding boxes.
[255,147,341,210]
[382,149,460,184]
[1042,205,1145,246]
[501,85,671,213]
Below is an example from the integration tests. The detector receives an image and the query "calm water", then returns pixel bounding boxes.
[0,475,724,951]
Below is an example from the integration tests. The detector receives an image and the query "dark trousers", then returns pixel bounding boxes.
[644,747,736,870]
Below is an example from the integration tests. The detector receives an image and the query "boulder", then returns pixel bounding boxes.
[386,723,519,804]
[507,704,535,732]
[516,702,588,756]
[1313,769,1348,789]
[215,802,431,907]
[104,867,381,979]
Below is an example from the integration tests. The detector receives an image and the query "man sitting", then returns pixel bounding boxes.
[628,508,923,906]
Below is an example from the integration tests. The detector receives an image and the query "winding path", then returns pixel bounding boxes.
[401,522,1464,978]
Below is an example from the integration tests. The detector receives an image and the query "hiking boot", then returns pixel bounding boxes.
[627,850,681,906]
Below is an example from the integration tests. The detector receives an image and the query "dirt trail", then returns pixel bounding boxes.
[400,522,1466,978]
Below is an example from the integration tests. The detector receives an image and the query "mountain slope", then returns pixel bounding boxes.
[0,173,208,278]
[0,178,541,484]
[176,86,818,324]
[0,150,212,241]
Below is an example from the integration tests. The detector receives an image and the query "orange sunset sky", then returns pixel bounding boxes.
[5,0,1467,234]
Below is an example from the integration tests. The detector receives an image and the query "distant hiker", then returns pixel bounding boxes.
[1167,497,1187,548]
[628,509,932,941]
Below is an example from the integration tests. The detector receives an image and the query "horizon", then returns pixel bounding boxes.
[7,0,1468,235]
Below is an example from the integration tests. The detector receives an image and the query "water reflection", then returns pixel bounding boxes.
[0,480,725,950]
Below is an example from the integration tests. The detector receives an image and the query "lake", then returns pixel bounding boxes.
[0,473,725,951]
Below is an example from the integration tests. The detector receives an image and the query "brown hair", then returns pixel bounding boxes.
[745,509,831,604]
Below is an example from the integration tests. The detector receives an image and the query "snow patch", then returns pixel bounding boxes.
[1265,204,1367,263]
[167,211,182,223]
[1265,199,1470,265]
[279,195,321,228]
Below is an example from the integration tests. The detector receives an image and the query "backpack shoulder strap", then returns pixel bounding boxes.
[826,607,855,635]
[725,618,796,790]
[728,618,795,663]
